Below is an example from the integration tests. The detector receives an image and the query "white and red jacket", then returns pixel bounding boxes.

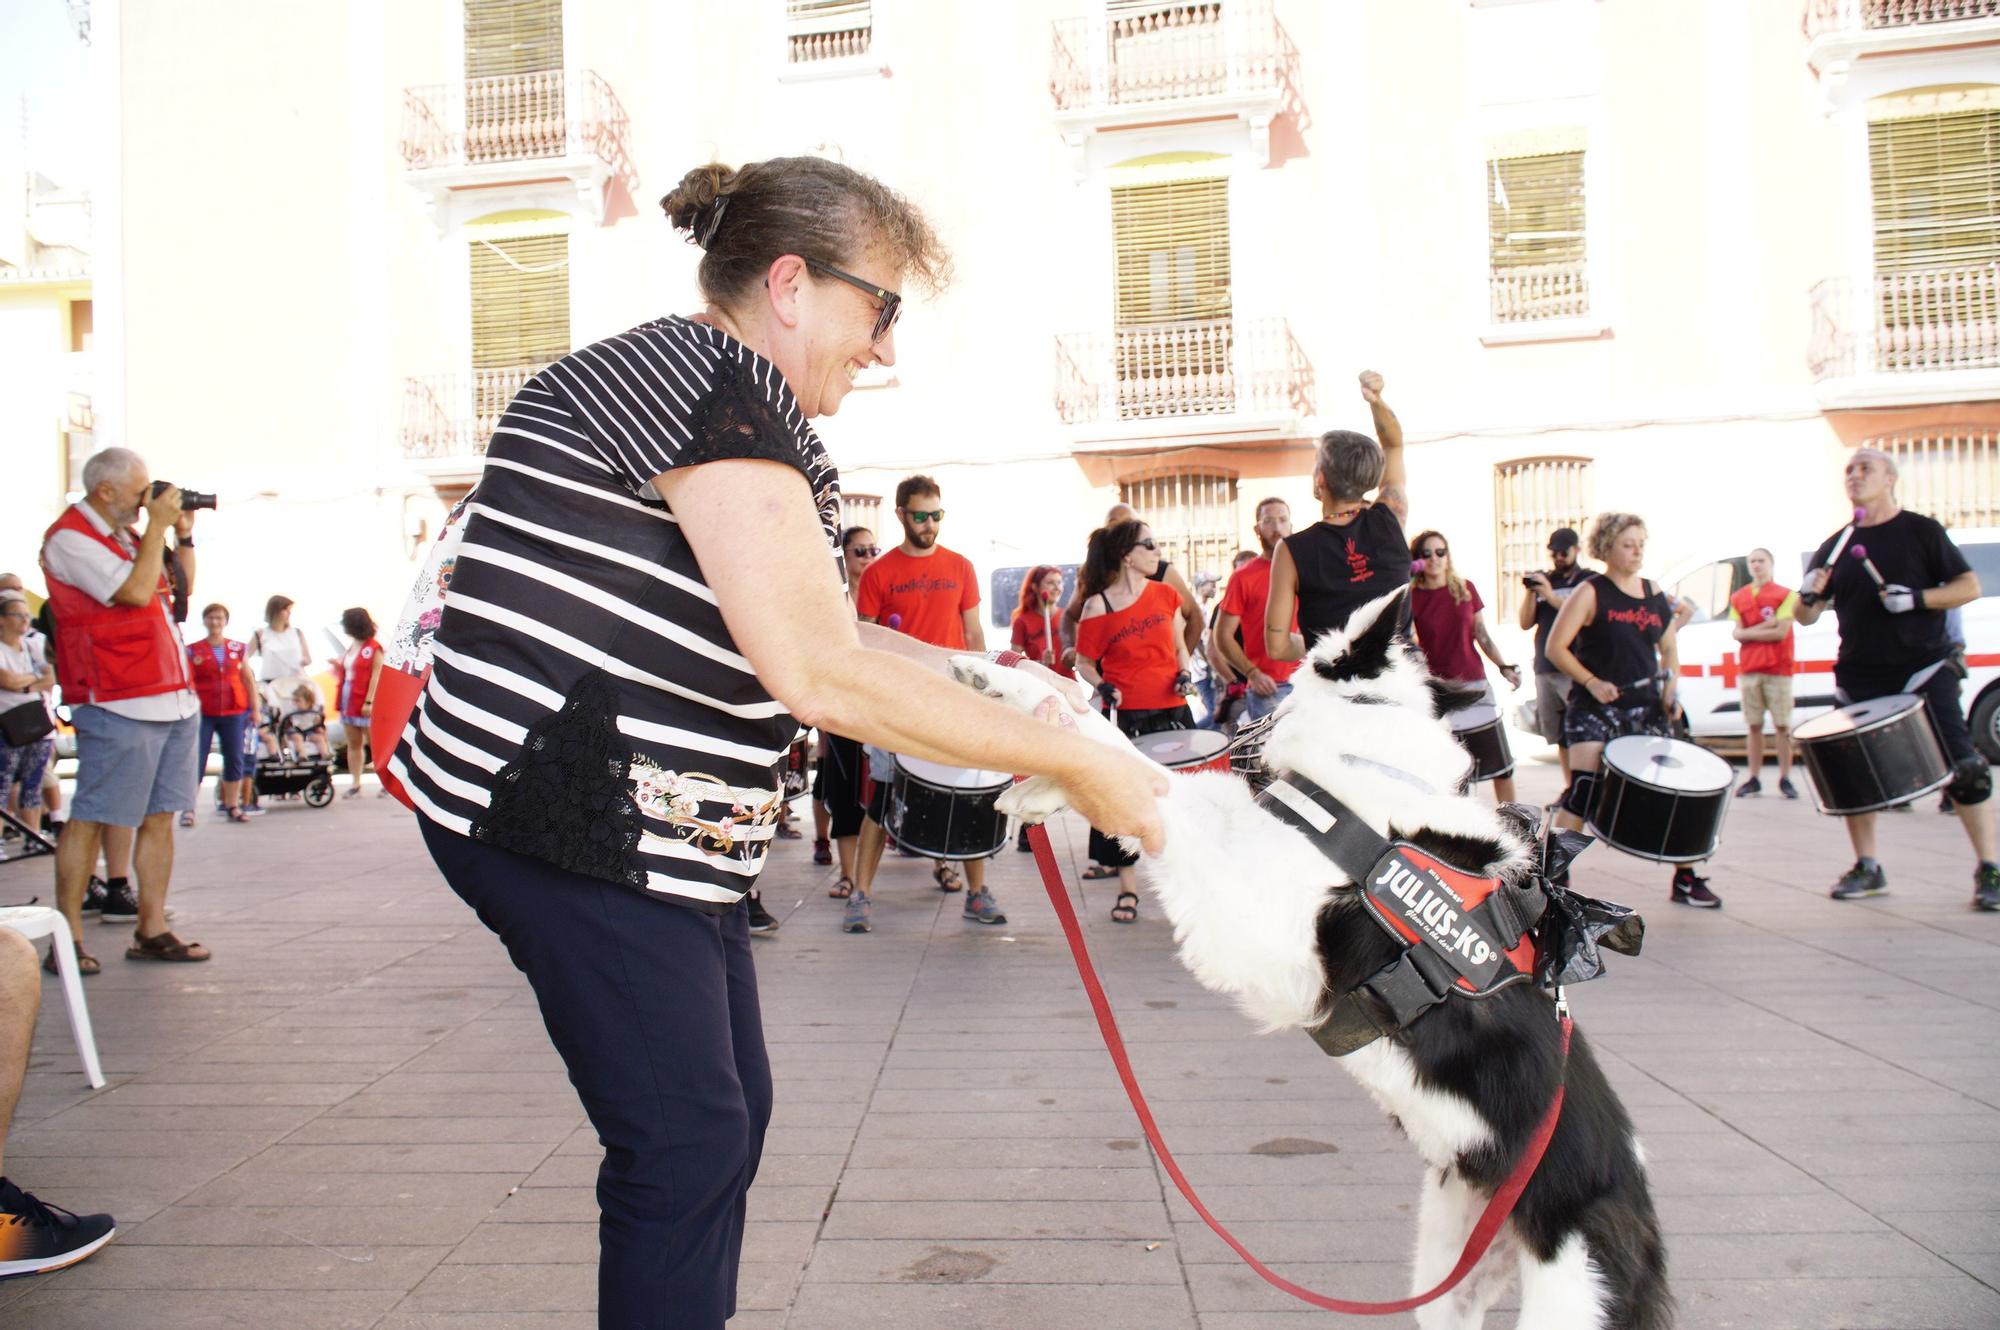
[40,505,192,706]
[187,639,252,717]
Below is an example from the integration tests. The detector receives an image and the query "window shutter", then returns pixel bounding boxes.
[470,233,570,370]
[1877,431,2000,528]
[1111,176,1231,326]
[1119,470,1239,582]
[1487,151,1588,322]
[1493,458,1592,621]
[1869,108,2000,272]
[465,0,565,80]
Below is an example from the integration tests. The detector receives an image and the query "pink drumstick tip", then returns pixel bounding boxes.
[1849,544,1865,558]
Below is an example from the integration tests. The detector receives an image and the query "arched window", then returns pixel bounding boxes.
[1874,431,2000,529]
[1493,457,1592,619]
[1120,468,1240,583]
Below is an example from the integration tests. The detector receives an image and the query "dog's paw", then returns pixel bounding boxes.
[997,775,1072,823]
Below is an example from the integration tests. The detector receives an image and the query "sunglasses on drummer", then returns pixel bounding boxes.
[1421,546,1448,558]
[1135,539,1158,551]
[804,258,902,343]
[847,545,880,558]
[902,508,945,524]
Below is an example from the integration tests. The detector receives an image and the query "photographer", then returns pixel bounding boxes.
[1518,527,1587,782]
[37,447,212,972]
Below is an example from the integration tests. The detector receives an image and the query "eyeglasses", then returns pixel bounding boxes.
[903,509,944,524]
[805,258,902,343]
[1421,547,1448,558]
[1136,539,1158,551]
[847,545,880,558]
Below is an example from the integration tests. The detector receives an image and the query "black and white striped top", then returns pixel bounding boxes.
[391,316,841,913]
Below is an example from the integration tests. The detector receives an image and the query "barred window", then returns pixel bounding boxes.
[1487,148,1588,324]
[1120,469,1239,585]
[1494,457,1592,620]
[839,492,882,537]
[1876,431,2000,529]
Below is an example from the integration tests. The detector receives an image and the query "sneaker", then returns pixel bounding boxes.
[0,1177,116,1279]
[1778,777,1799,800]
[1735,777,1762,799]
[240,803,267,817]
[1974,864,2000,913]
[842,893,872,934]
[1670,869,1723,909]
[98,880,138,923]
[745,896,779,935]
[811,838,832,866]
[80,878,107,916]
[1831,860,1888,900]
[963,889,1008,926]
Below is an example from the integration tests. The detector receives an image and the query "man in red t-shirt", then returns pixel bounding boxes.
[1215,497,1300,723]
[1729,547,1799,799]
[847,476,1005,929]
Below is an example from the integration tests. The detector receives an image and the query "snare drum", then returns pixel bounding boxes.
[1793,694,1951,815]
[1449,704,1515,783]
[1132,727,1232,775]
[1589,736,1732,864]
[885,758,1011,860]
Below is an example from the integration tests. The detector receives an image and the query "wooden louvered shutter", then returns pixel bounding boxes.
[465,0,564,79]
[1493,457,1592,621]
[1870,107,2000,272]
[1487,150,1588,322]
[1111,176,1231,327]
[470,234,570,369]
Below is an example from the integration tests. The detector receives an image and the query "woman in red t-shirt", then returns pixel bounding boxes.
[1408,529,1522,803]
[334,607,383,799]
[1009,565,1073,677]
[1075,520,1191,923]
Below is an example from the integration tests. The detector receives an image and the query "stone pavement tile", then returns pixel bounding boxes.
[30,1102,331,1134]
[488,1187,599,1223]
[768,1100,867,1128]
[281,1114,583,1146]
[238,1142,555,1175]
[373,1317,599,1330]
[831,1165,1163,1202]
[1670,1230,1968,1279]
[323,1091,586,1118]
[785,1281,1197,1329]
[763,1125,861,1154]
[48,1241,450,1291]
[1683,1088,1985,1119]
[1880,1211,2000,1255]
[119,1204,495,1248]
[398,1260,595,1313]
[1824,1172,2000,1212]
[443,1220,595,1264]
[1640,1156,1825,1197]
[1655,1190,1890,1235]
[1186,1257,1415,1311]
[511,1151,837,1190]
[803,1237,1184,1285]
[820,1200,1171,1241]
[176,1170,517,1209]
[844,1136,1158,1169]
[90,1080,364,1106]
[366,1071,575,1096]
[1767,1140,2000,1177]
[1196,1315,1430,1330]
[1730,1111,2000,1150]
[1174,1218,1413,1265]
[2,1125,290,1158]
[0,1152,239,1192]
[1673,1276,2000,1329]
[0,1288,402,1328]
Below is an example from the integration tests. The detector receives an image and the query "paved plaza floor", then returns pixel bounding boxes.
[1,755,1997,1328]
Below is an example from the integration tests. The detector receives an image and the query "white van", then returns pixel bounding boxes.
[1669,529,2000,762]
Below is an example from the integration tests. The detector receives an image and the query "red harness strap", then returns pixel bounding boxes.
[1025,822,1571,1316]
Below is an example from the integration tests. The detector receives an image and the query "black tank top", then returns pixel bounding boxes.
[1573,574,1671,698]
[1285,506,1409,644]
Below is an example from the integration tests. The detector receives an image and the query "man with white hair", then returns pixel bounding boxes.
[1796,447,1996,911]
[37,447,212,971]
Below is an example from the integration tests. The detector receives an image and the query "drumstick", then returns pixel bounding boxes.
[1848,544,1887,588]
[1043,605,1054,664]
[886,613,902,632]
[1801,508,1865,606]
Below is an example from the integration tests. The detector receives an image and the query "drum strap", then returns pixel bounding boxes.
[1255,772,1545,1056]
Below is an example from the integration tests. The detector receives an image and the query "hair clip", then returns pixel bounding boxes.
[698,195,730,250]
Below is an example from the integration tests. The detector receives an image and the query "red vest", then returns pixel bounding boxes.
[40,505,191,705]
[187,639,250,716]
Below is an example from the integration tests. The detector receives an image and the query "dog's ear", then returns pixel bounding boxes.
[1311,586,1407,684]
[1426,677,1486,718]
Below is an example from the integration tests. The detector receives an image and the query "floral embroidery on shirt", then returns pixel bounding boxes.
[630,756,783,860]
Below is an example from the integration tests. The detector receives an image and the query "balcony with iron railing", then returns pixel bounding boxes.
[1049,0,1297,167]
[400,366,548,481]
[1054,316,1314,440]
[400,69,630,228]
[1808,264,2000,405]
[1804,0,2000,79]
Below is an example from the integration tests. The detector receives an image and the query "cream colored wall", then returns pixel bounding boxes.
[0,286,84,588]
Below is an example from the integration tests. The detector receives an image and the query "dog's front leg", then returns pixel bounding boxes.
[1412,1167,1516,1330]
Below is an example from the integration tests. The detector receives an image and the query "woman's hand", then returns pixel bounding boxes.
[1586,677,1620,705]
[1061,748,1168,855]
[1499,663,1522,691]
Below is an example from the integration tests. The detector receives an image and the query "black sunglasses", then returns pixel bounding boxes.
[805,258,902,343]
[1421,546,1448,558]
[847,545,880,558]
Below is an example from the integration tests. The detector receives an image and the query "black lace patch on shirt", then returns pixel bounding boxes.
[471,668,647,890]
[682,355,842,549]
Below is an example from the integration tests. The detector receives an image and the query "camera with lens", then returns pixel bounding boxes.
[1521,574,1545,590]
[151,480,217,511]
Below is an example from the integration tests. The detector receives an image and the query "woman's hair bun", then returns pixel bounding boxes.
[661,164,738,238]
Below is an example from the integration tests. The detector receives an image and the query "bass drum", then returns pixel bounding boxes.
[1132,727,1232,775]
[886,758,1011,861]
[1449,704,1515,784]
[1589,736,1732,864]
[1793,694,1951,815]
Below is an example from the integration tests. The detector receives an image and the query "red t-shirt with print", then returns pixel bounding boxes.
[1076,580,1184,710]
[1220,555,1299,684]
[856,546,980,649]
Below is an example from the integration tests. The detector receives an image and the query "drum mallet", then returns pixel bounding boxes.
[1801,508,1864,606]
[1848,544,1888,589]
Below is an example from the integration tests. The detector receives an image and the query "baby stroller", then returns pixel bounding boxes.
[251,706,336,809]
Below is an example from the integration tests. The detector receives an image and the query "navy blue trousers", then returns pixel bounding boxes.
[421,820,772,1329]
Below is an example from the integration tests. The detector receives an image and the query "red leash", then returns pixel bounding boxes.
[1025,822,1570,1316]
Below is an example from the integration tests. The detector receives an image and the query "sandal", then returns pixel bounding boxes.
[1110,891,1139,924]
[126,930,211,963]
[43,941,100,976]
[933,863,964,893]
[225,807,250,824]
[828,874,854,899]
[177,811,196,828]
[1082,864,1119,881]
[776,823,802,840]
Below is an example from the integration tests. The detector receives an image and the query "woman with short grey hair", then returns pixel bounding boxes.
[1264,370,1411,657]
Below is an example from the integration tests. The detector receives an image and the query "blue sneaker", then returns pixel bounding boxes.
[841,893,872,934]
[962,889,1007,926]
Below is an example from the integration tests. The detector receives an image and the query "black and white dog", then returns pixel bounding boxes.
[955,586,1669,1330]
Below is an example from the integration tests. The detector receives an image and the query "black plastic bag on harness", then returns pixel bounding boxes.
[1495,806,1644,989]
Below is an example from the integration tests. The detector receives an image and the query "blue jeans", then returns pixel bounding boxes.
[197,710,252,784]
[1242,681,1293,722]
[420,819,771,1329]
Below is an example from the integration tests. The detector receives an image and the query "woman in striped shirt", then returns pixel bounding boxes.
[391,157,1165,1329]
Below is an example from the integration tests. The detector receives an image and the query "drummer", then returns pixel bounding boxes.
[1545,512,1724,908]
[1794,448,1996,911]
[1407,528,1522,804]
[851,475,1008,931]
[1074,519,1195,924]
[812,526,878,903]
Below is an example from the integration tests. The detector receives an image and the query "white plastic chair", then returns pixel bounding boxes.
[0,906,107,1088]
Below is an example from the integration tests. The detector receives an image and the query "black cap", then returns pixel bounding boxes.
[1548,527,1580,551]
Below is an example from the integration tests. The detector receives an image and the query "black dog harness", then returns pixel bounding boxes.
[1256,772,1550,1057]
